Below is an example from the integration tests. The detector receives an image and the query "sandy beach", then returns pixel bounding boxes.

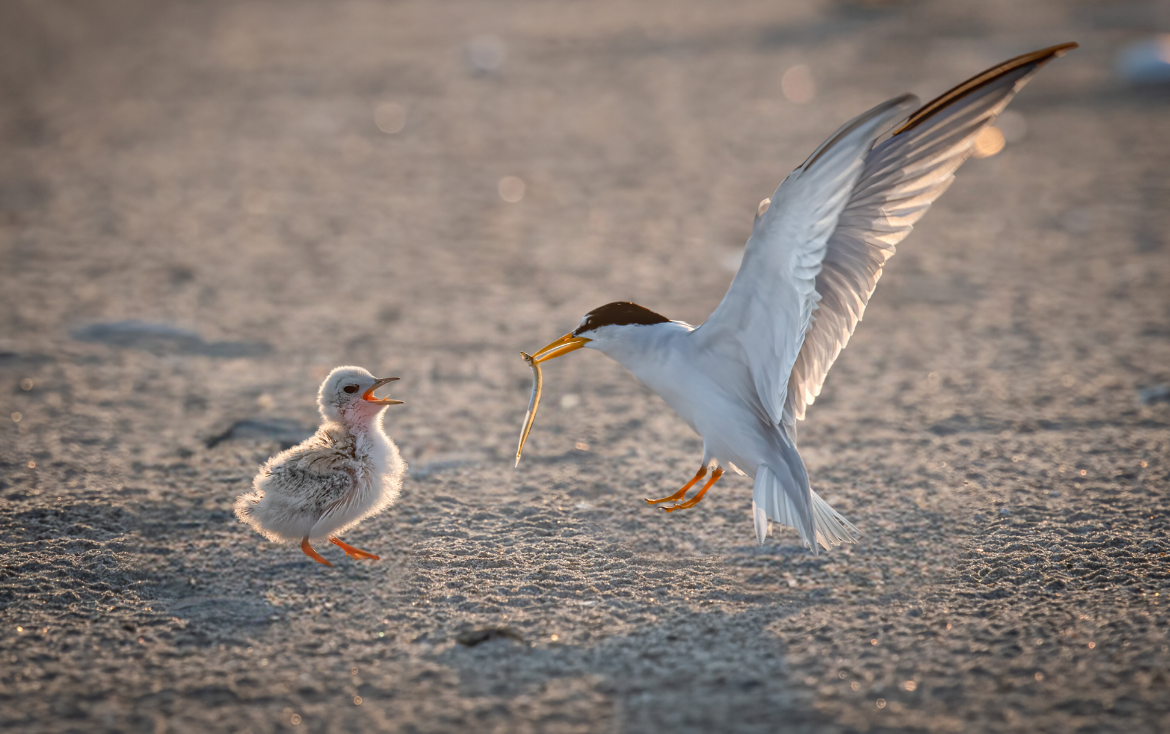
[2,1,1168,731]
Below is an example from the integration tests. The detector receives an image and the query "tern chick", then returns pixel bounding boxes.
[234,366,406,566]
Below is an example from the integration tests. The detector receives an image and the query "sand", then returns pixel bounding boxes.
[2,1,1168,732]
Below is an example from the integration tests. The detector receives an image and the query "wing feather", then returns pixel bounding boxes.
[785,43,1077,427]
[693,43,1075,431]
[693,95,918,425]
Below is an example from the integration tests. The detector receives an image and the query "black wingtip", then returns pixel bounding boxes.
[892,42,1079,137]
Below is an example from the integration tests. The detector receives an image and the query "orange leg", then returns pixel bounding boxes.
[646,466,707,505]
[662,468,724,513]
[301,537,334,567]
[330,537,380,561]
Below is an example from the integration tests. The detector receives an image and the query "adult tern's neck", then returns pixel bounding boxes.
[592,320,694,371]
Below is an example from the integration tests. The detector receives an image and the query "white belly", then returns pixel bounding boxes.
[621,331,775,478]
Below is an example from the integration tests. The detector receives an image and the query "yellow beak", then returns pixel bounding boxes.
[513,333,591,468]
[530,333,591,363]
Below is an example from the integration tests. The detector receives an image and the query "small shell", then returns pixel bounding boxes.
[514,352,543,466]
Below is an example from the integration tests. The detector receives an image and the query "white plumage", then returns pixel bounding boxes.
[520,43,1076,553]
[234,366,406,566]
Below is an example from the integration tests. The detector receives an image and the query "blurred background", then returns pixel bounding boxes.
[2,1,1168,732]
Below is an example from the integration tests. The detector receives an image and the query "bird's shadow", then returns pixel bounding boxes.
[118,497,411,645]
[436,604,817,732]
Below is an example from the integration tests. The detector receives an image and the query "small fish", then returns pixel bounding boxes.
[514,351,543,466]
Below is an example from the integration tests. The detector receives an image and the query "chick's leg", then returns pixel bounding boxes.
[645,466,707,505]
[330,537,380,561]
[301,538,334,567]
[663,468,723,512]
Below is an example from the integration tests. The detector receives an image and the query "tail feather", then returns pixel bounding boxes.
[810,490,859,548]
[752,464,858,553]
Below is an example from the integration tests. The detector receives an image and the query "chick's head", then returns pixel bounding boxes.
[318,366,402,424]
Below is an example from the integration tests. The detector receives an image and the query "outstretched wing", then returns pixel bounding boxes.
[784,42,1078,431]
[694,42,1077,432]
[692,96,917,425]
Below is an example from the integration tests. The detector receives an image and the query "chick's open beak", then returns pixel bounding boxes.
[530,334,591,363]
[363,377,404,405]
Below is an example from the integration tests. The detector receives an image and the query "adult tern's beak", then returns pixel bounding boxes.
[514,334,590,467]
[530,334,591,363]
[363,377,404,405]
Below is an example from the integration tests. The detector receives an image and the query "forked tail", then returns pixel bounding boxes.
[752,463,858,553]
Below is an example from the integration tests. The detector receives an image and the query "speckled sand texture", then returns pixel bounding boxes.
[2,1,1169,732]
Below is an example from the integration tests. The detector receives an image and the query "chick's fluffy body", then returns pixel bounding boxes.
[236,422,402,542]
[234,366,405,544]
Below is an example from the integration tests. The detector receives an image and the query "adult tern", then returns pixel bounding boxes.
[518,43,1077,552]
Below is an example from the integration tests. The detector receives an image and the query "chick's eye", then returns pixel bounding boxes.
[343,385,359,394]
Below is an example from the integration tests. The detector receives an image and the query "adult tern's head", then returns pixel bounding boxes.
[528,301,671,363]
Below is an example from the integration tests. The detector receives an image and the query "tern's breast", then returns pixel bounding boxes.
[618,327,738,434]
[614,324,772,473]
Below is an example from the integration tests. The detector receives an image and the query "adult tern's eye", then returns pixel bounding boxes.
[343,385,359,394]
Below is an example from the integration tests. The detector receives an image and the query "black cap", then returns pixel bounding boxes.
[573,302,670,335]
